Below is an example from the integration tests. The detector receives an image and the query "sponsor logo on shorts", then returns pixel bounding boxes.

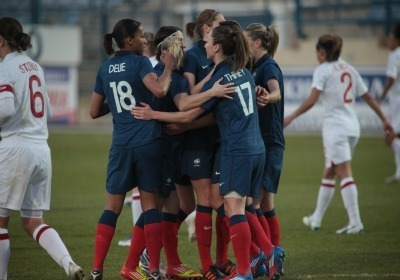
[193,158,201,167]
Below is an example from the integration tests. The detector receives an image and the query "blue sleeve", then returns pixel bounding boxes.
[138,56,155,79]
[261,63,280,87]
[200,79,217,111]
[170,75,189,99]
[182,51,199,75]
[93,69,104,96]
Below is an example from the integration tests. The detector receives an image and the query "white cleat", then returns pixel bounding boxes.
[68,262,85,280]
[336,224,364,234]
[302,215,321,231]
[118,237,132,247]
[385,175,400,184]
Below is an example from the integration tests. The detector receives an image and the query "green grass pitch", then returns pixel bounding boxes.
[6,131,400,279]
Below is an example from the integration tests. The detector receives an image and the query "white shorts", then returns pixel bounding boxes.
[0,142,51,211]
[322,132,358,169]
[389,96,400,133]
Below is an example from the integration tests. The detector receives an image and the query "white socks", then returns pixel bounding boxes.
[340,177,362,226]
[0,228,10,280]
[32,224,73,276]
[131,192,142,225]
[392,138,400,177]
[312,179,335,224]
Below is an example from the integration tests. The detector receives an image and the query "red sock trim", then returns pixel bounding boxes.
[341,181,355,190]
[35,225,51,242]
[0,233,9,240]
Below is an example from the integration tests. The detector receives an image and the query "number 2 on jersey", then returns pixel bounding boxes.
[341,72,353,103]
[110,81,136,113]
[236,82,254,116]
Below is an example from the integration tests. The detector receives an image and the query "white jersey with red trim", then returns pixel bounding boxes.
[0,51,50,141]
[311,58,368,137]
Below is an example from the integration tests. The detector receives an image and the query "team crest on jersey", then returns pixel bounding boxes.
[193,158,201,167]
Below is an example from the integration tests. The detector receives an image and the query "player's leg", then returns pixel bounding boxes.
[385,132,400,183]
[0,211,10,279]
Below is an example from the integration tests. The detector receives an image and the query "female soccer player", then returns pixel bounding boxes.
[284,34,393,234]
[89,18,174,280]
[377,23,400,183]
[243,23,285,276]
[0,16,84,280]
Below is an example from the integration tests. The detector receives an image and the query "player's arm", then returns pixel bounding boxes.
[377,77,394,103]
[0,84,15,123]
[90,91,110,119]
[362,92,394,135]
[266,79,281,103]
[132,102,205,123]
[284,87,320,127]
[173,78,235,112]
[163,113,215,135]
[143,52,174,98]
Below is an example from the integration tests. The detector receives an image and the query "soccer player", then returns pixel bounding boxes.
[0,16,84,280]
[89,18,174,280]
[284,34,394,234]
[377,23,400,183]
[243,23,285,277]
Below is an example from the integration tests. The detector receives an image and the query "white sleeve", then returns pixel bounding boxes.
[386,52,399,79]
[0,95,15,123]
[311,65,325,91]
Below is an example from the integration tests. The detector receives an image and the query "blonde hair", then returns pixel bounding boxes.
[244,23,279,58]
[160,36,184,70]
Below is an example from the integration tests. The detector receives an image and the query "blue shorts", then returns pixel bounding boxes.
[219,153,265,198]
[262,144,284,194]
[181,128,218,179]
[106,139,162,194]
[211,145,221,184]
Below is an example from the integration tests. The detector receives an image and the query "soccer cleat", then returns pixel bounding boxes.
[203,266,223,280]
[139,249,167,279]
[250,250,267,277]
[252,264,267,278]
[267,246,285,280]
[89,269,102,280]
[216,260,237,277]
[302,215,320,231]
[118,237,132,247]
[336,224,364,234]
[166,264,203,279]
[68,262,85,280]
[385,175,400,184]
[224,272,253,280]
[120,265,147,280]
[148,270,161,280]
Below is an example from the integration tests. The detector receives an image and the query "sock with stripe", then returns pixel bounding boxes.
[92,210,118,271]
[312,179,335,224]
[195,205,214,272]
[162,212,181,266]
[0,228,10,279]
[340,177,362,226]
[144,208,163,272]
[229,215,251,275]
[255,208,271,240]
[265,209,281,247]
[131,191,142,225]
[33,224,74,275]
[215,205,230,267]
[125,214,146,268]
[245,204,273,256]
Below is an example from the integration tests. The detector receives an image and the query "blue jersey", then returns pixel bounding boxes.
[252,53,285,148]
[201,60,265,156]
[94,50,161,148]
[182,40,213,83]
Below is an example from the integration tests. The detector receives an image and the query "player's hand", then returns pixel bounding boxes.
[161,51,174,70]
[283,116,293,127]
[210,78,235,99]
[163,123,188,135]
[131,102,154,120]
[256,86,269,108]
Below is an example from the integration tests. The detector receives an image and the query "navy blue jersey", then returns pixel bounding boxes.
[94,50,161,148]
[182,40,213,83]
[252,53,285,148]
[201,60,265,156]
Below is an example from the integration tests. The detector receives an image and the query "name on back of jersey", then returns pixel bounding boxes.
[19,62,38,73]
[109,62,126,73]
[224,68,246,82]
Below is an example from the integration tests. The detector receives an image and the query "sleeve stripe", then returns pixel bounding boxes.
[0,84,14,94]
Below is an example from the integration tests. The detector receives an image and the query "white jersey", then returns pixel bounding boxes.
[385,47,400,132]
[0,51,51,142]
[311,58,368,137]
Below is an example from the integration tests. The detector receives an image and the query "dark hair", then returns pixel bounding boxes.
[244,23,279,58]
[211,20,250,72]
[392,22,400,41]
[154,26,181,60]
[0,17,32,52]
[144,32,156,56]
[103,19,141,56]
[185,9,222,40]
[316,34,342,62]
